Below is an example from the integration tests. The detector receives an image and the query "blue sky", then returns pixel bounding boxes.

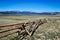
[0,0,60,12]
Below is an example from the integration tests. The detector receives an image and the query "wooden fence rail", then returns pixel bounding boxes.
[0,19,47,40]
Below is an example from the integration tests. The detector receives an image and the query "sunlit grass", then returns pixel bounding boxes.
[0,15,60,40]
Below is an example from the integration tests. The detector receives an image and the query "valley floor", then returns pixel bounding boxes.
[0,14,60,40]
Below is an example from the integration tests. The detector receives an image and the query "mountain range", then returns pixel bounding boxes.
[0,11,60,15]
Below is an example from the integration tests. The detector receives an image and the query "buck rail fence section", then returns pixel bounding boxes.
[0,19,47,40]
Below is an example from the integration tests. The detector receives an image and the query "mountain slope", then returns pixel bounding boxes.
[0,11,60,15]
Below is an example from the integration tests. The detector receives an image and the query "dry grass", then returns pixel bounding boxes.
[33,19,60,40]
[0,14,60,40]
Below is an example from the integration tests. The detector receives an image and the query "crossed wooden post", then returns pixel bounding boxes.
[17,19,47,40]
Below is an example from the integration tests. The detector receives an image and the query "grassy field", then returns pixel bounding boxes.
[0,14,60,40]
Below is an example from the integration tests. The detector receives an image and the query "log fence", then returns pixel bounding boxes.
[0,19,47,40]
